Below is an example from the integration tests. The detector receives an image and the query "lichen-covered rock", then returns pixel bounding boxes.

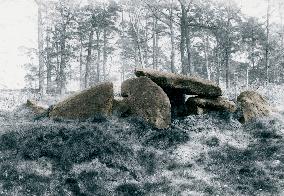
[121,77,171,129]
[237,91,271,123]
[185,96,236,115]
[26,99,47,115]
[135,68,222,97]
[49,82,113,120]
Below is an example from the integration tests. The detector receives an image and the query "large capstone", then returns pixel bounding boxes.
[121,76,171,129]
[49,82,114,120]
[185,96,236,115]
[237,91,271,123]
[135,68,222,97]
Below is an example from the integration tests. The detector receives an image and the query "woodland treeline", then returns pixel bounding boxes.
[23,0,284,94]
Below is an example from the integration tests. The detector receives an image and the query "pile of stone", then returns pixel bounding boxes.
[27,69,271,129]
[134,68,236,117]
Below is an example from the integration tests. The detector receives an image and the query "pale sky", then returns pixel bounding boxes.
[0,0,280,89]
[239,0,282,22]
[0,0,37,89]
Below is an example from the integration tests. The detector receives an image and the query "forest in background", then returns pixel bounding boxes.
[22,0,284,95]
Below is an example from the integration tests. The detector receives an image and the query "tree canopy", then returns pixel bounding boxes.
[24,0,284,94]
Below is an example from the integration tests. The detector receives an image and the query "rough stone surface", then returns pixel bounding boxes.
[185,96,236,115]
[121,77,171,129]
[26,99,47,115]
[135,68,222,97]
[237,91,271,123]
[49,82,114,120]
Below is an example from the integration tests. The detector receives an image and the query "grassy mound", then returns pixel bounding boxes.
[0,109,283,195]
[0,116,190,195]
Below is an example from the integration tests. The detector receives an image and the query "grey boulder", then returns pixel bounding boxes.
[185,96,236,115]
[121,76,171,129]
[49,82,114,120]
[237,91,271,123]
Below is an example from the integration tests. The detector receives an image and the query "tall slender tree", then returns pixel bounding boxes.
[34,0,45,94]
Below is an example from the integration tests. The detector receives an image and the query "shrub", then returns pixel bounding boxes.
[205,136,220,147]
[20,173,51,195]
[18,124,136,174]
[115,183,145,196]
[137,148,157,175]
[77,171,111,195]
[207,144,278,195]
[144,128,189,149]
[0,131,19,151]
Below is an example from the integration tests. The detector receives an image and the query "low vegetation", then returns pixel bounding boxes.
[0,107,282,195]
[0,85,281,195]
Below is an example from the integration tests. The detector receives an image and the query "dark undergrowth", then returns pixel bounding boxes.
[0,110,283,195]
[0,115,190,195]
[206,118,284,196]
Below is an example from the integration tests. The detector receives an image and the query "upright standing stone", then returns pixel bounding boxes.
[135,68,222,117]
[121,77,171,129]
[237,91,271,123]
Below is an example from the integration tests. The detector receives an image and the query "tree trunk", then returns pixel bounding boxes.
[169,5,175,73]
[121,10,125,82]
[130,18,143,68]
[234,72,238,99]
[36,1,44,95]
[79,36,84,90]
[215,39,221,85]
[137,34,143,68]
[225,47,230,89]
[103,29,107,81]
[204,35,210,80]
[152,17,157,69]
[179,1,191,75]
[251,27,256,69]
[85,29,94,88]
[246,66,249,89]
[96,30,101,83]
[265,0,270,84]
[279,1,284,83]
[134,46,138,66]
[156,31,159,70]
[46,29,52,94]
[185,26,191,75]
[144,17,149,66]
[59,28,66,95]
[55,42,60,91]
[180,3,187,75]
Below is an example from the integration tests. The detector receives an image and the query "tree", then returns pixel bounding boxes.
[240,17,266,88]
[265,0,271,84]
[34,0,45,94]
[178,0,192,75]
[22,0,284,95]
